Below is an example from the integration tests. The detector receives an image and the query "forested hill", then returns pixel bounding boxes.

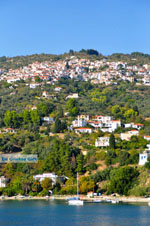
[1,50,150,70]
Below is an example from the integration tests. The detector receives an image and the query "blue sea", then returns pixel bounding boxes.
[0,200,150,226]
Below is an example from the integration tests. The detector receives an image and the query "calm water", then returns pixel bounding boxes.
[0,200,150,226]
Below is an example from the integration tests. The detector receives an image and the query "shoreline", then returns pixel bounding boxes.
[0,195,150,204]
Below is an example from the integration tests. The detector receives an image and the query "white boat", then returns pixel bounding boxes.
[68,173,84,205]
[68,197,84,205]
[111,199,119,204]
[111,200,117,204]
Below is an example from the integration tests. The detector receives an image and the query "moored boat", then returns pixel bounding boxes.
[68,173,84,205]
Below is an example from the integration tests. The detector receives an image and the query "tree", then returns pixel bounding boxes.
[76,154,84,174]
[57,107,64,118]
[62,177,76,194]
[41,178,53,191]
[86,49,99,56]
[69,49,74,55]
[112,105,120,117]
[124,109,137,121]
[66,98,79,116]
[65,62,70,69]
[109,134,116,149]
[30,110,40,125]
[35,76,42,83]
[32,180,42,193]
[4,111,13,127]
[22,180,32,195]
[109,166,139,195]
[79,176,95,194]
[23,110,31,125]
[4,110,20,128]
[145,157,150,169]
[53,117,62,133]
[37,102,53,117]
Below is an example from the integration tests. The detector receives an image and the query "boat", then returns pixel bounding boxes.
[68,173,84,205]
[93,199,102,203]
[111,200,117,204]
[106,199,112,203]
[111,199,119,204]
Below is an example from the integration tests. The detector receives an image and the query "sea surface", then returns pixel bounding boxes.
[0,200,150,226]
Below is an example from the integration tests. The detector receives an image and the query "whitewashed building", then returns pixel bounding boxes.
[42,117,54,124]
[66,93,79,99]
[0,176,7,188]
[72,118,87,128]
[78,115,90,121]
[95,137,109,147]
[75,127,93,134]
[120,130,139,141]
[139,144,150,165]
[33,173,68,185]
[144,136,150,141]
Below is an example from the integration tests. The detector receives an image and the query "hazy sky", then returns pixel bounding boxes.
[0,0,150,56]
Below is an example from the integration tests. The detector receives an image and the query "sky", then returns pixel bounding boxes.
[0,0,150,57]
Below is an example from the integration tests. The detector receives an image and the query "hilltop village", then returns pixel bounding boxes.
[0,51,150,197]
[0,56,150,85]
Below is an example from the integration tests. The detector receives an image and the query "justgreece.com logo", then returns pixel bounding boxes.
[0,154,38,163]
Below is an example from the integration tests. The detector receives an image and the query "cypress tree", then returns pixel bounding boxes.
[109,133,116,149]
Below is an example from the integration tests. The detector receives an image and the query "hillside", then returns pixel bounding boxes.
[0,52,150,197]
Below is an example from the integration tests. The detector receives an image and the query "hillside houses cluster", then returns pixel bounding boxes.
[0,57,150,85]
[71,115,121,133]
[70,114,148,150]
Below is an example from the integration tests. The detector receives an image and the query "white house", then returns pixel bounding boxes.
[139,151,150,165]
[75,128,93,134]
[66,93,79,99]
[132,123,143,130]
[93,116,121,132]
[94,115,112,123]
[33,173,68,185]
[54,87,62,92]
[78,115,90,121]
[0,128,16,134]
[0,176,7,188]
[124,123,132,128]
[128,130,139,136]
[95,136,109,147]
[33,173,57,185]
[72,118,87,128]
[144,135,150,141]
[30,83,41,89]
[88,121,103,129]
[120,130,139,141]
[42,91,50,98]
[111,120,121,131]
[139,144,150,165]
[42,117,54,124]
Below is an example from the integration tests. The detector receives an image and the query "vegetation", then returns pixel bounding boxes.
[0,53,150,197]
